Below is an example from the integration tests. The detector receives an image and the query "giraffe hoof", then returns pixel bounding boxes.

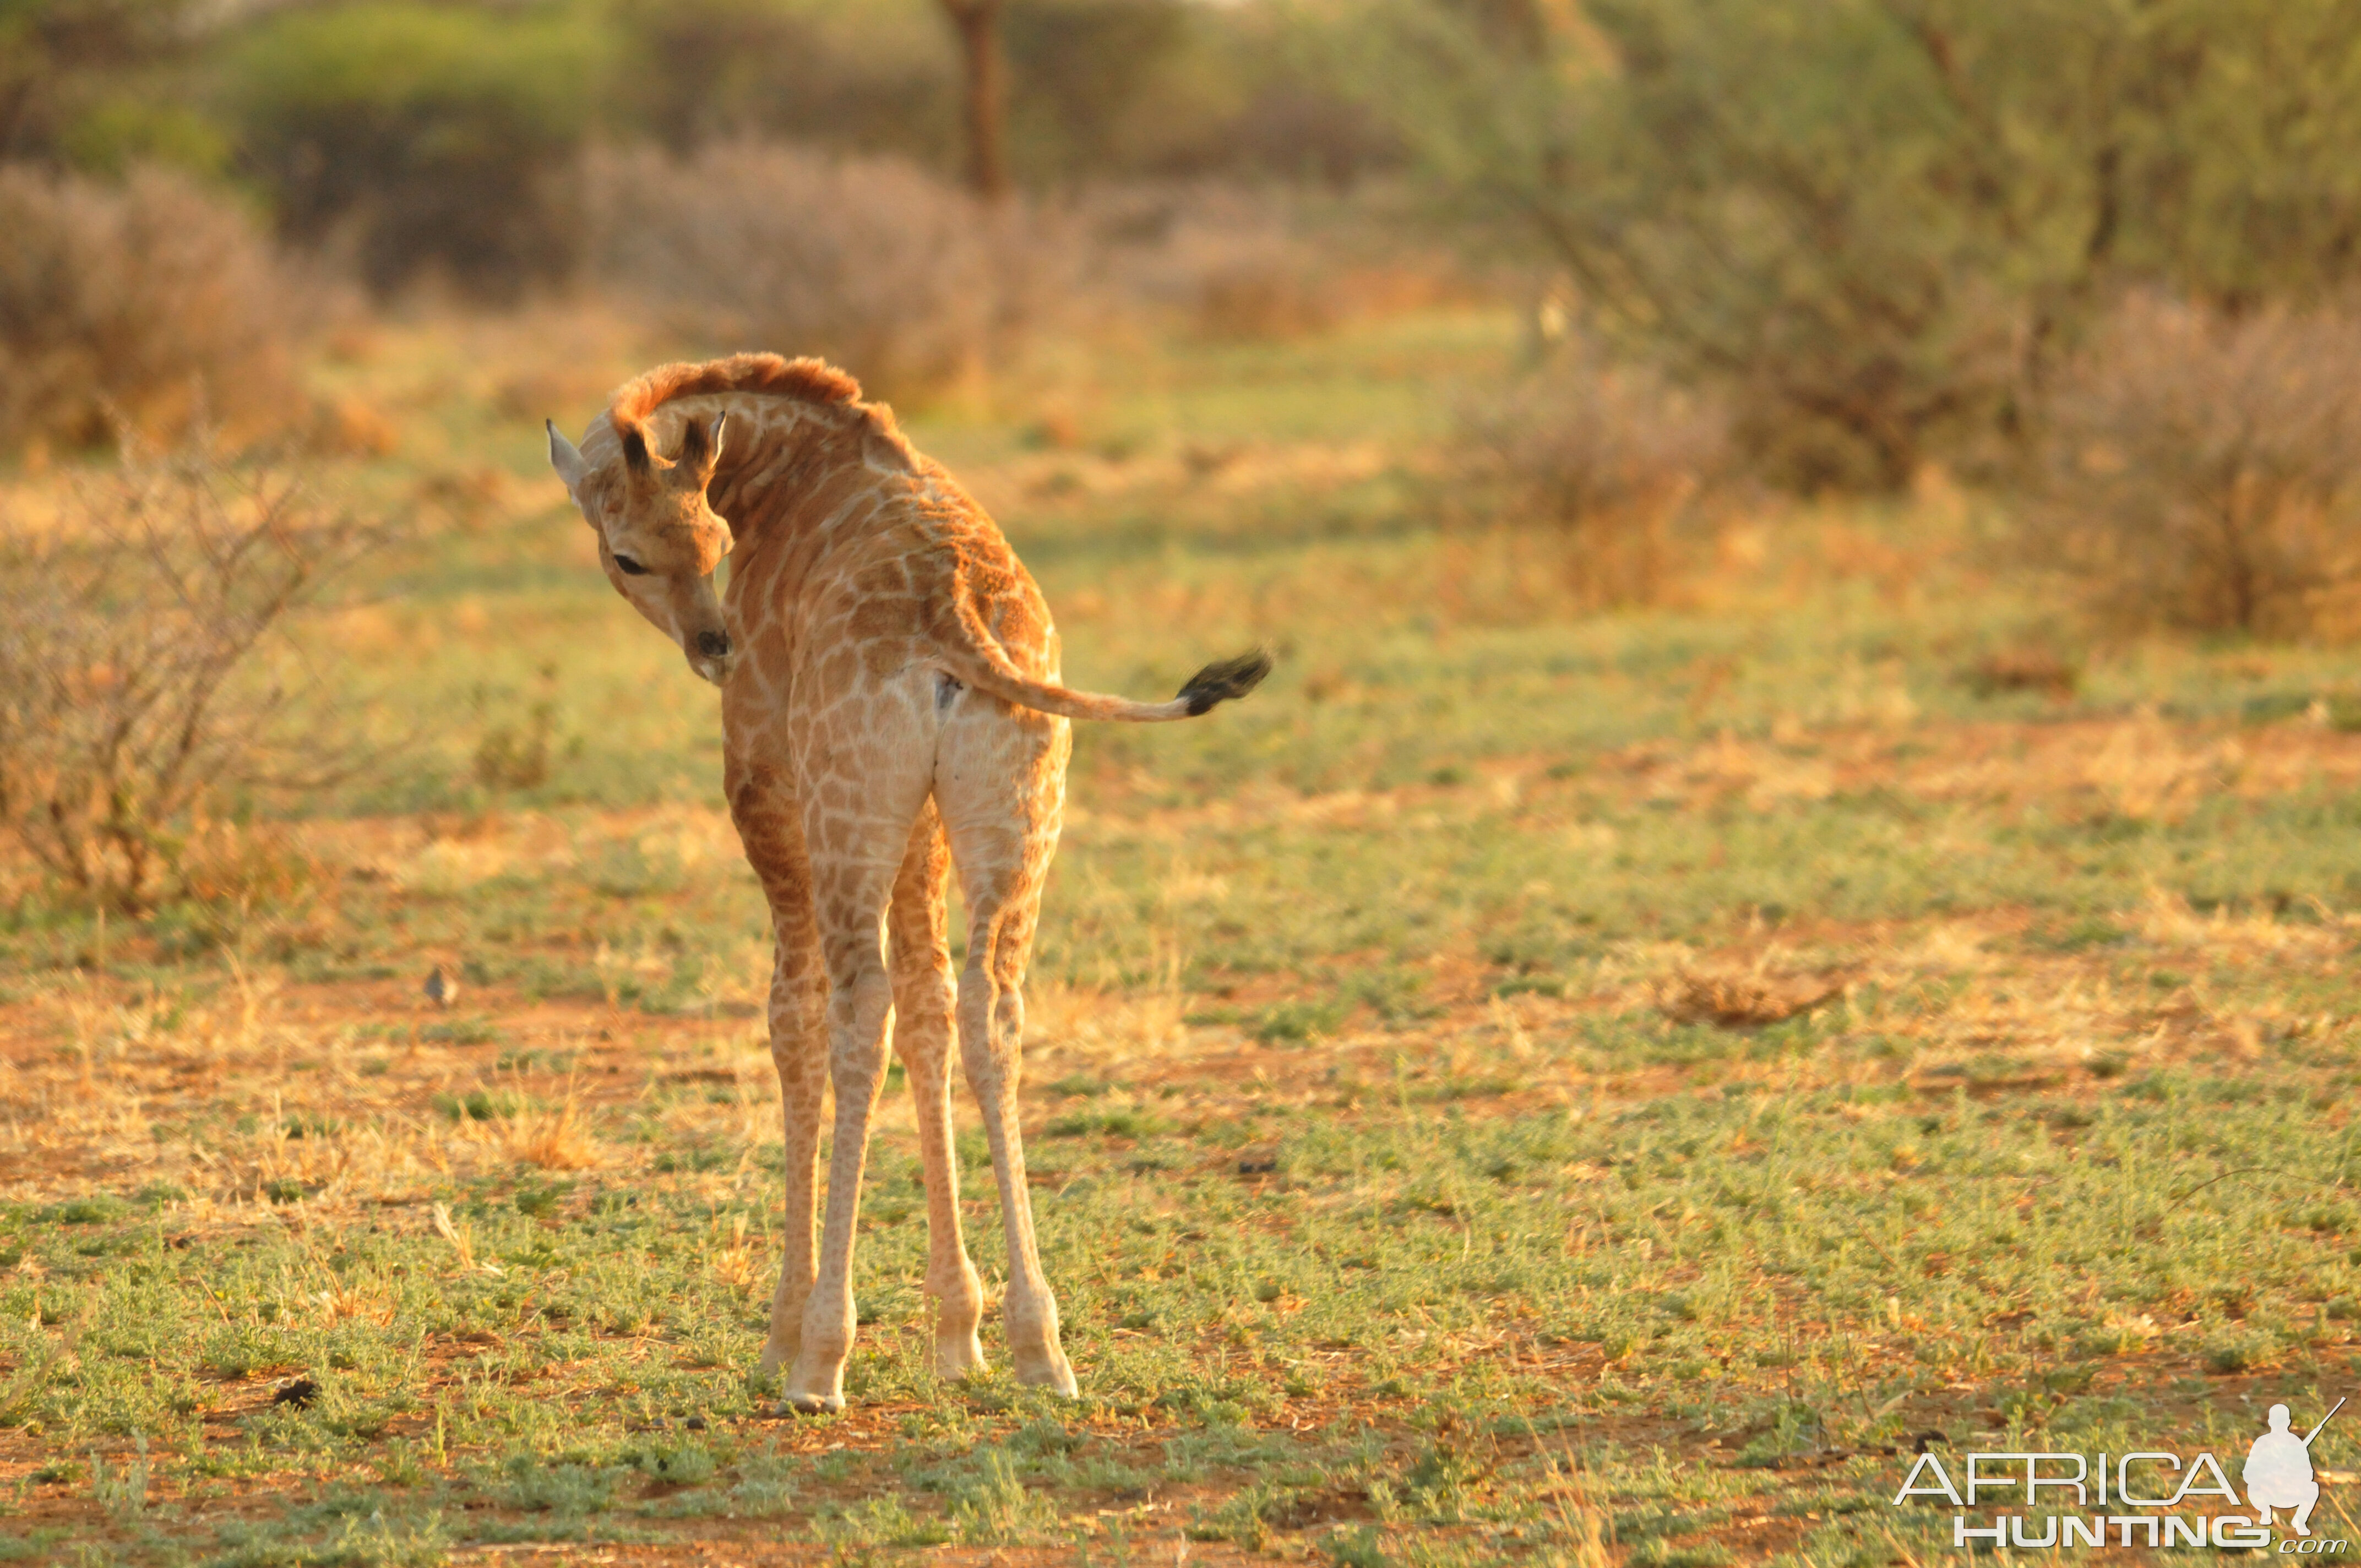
[1014,1351,1079,1398]
[779,1390,844,1416]
[935,1333,988,1380]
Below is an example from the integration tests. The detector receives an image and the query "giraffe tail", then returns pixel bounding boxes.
[935,568,1271,721]
[939,636,1272,724]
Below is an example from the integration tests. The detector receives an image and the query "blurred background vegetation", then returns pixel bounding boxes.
[1,0,1395,295]
[7,0,2358,487]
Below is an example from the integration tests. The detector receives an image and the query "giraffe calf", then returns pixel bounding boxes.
[546,354,1270,1412]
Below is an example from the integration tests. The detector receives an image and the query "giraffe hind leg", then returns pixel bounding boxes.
[780,680,940,1414]
[888,801,986,1379]
[935,701,1077,1397]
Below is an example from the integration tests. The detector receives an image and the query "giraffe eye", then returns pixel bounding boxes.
[613,553,649,576]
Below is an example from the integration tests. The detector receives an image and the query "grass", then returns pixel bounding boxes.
[9,300,2361,1561]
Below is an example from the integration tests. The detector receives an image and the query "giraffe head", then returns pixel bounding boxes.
[546,413,738,686]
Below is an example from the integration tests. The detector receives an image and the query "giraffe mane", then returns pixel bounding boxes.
[603,353,909,456]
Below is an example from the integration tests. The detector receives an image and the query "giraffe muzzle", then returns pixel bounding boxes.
[689,629,737,686]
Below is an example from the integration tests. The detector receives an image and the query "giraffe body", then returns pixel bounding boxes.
[546,355,1267,1411]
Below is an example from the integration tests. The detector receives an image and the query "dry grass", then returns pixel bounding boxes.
[485,1082,602,1172]
[13,705,2354,1202]
[0,863,2333,1213]
[1655,966,1846,1028]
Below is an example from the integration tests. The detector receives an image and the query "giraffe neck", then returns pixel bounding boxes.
[646,389,916,622]
[699,397,835,535]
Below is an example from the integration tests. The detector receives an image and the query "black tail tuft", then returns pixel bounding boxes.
[1176,646,1275,716]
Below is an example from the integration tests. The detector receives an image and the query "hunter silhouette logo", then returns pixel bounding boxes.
[1893,1395,2349,1550]
[2249,1398,2342,1537]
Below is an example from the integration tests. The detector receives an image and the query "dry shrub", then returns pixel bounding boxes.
[307,395,399,459]
[1075,183,1455,343]
[1178,215,1342,342]
[2037,293,2361,638]
[0,438,382,913]
[1963,646,2080,699]
[1460,339,1731,607]
[1192,247,1340,341]
[586,141,1066,405]
[0,165,304,453]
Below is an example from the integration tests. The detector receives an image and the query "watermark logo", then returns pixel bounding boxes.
[2251,1399,2338,1538]
[1892,1396,2348,1552]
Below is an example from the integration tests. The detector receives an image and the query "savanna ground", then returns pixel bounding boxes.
[10,305,2361,1565]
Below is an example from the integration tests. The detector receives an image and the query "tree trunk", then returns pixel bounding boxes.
[939,0,1010,202]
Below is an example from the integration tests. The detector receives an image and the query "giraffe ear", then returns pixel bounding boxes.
[546,420,588,494]
[673,413,724,489]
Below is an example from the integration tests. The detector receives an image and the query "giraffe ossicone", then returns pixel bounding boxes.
[547,353,1270,1412]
